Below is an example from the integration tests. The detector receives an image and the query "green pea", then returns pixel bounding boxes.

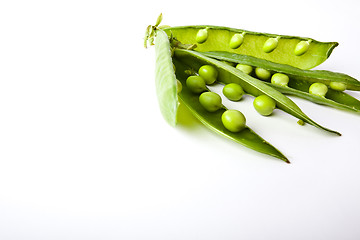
[255,67,271,80]
[271,73,289,87]
[222,83,244,101]
[329,82,347,91]
[196,28,208,44]
[236,64,253,75]
[199,92,222,112]
[297,119,305,126]
[186,76,207,94]
[253,95,276,116]
[229,33,244,49]
[309,82,328,97]
[263,37,279,53]
[176,79,182,93]
[294,40,310,56]
[198,65,218,84]
[221,109,246,133]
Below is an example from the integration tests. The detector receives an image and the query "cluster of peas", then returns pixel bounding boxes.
[196,28,347,98]
[182,65,277,133]
[235,63,347,97]
[196,27,312,56]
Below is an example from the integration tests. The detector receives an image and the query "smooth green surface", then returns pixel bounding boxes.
[309,83,328,97]
[221,110,246,133]
[294,40,310,56]
[196,28,208,44]
[236,64,253,75]
[329,82,346,91]
[263,37,279,53]
[203,51,360,113]
[173,58,289,162]
[229,33,244,49]
[255,67,271,80]
[253,95,276,116]
[198,65,218,84]
[186,75,207,93]
[174,49,341,135]
[199,92,222,112]
[203,51,360,90]
[271,73,289,87]
[164,25,338,69]
[267,79,360,113]
[154,29,179,126]
[223,83,244,101]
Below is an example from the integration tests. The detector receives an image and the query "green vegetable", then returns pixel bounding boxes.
[223,83,244,101]
[255,67,271,81]
[186,75,207,94]
[329,82,346,91]
[236,64,253,75]
[203,51,360,113]
[267,80,360,113]
[174,48,340,135]
[163,25,338,69]
[153,29,179,126]
[271,73,289,87]
[196,28,208,44]
[253,95,276,116]
[294,40,311,56]
[176,79,182,93]
[199,92,223,112]
[309,82,328,97]
[221,110,246,132]
[263,37,279,53]
[198,64,218,84]
[173,58,289,162]
[203,51,360,91]
[229,33,245,49]
[145,14,360,163]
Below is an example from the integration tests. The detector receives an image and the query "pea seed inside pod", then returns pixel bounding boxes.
[255,67,271,81]
[236,64,253,75]
[229,33,245,49]
[196,28,208,44]
[329,82,347,91]
[186,75,207,94]
[253,95,276,116]
[223,83,244,101]
[271,73,289,87]
[263,37,279,53]
[294,40,311,56]
[176,79,182,93]
[221,109,246,133]
[309,82,328,97]
[198,65,218,84]
[199,92,222,112]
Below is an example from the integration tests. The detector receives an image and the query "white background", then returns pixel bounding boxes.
[1,0,360,239]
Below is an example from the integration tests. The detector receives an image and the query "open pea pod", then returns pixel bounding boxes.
[268,80,360,113]
[163,25,338,70]
[148,28,289,162]
[203,51,360,113]
[153,29,179,126]
[203,51,360,90]
[173,59,289,162]
[174,49,341,136]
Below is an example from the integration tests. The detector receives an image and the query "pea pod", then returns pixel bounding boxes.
[147,26,288,162]
[163,25,338,70]
[203,51,360,113]
[174,49,341,136]
[268,80,360,113]
[154,29,179,126]
[203,51,360,90]
[173,59,289,162]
